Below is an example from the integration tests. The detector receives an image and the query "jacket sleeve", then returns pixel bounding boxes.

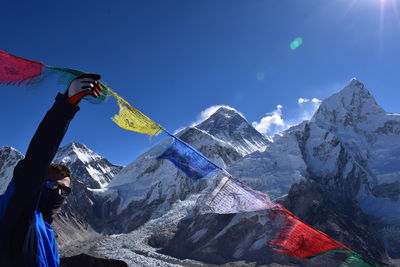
[13,93,80,189]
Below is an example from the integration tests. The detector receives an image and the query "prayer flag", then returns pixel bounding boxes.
[158,136,221,180]
[341,252,376,267]
[201,176,277,214]
[105,86,163,136]
[111,99,163,136]
[322,250,376,267]
[0,50,109,103]
[269,206,348,259]
[0,50,44,86]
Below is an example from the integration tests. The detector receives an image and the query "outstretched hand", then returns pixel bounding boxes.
[67,73,102,105]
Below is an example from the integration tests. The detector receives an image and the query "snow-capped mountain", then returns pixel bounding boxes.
[0,146,24,194]
[160,78,400,264]
[54,142,123,189]
[60,80,399,265]
[2,78,399,266]
[310,79,400,225]
[92,108,270,233]
[224,78,400,221]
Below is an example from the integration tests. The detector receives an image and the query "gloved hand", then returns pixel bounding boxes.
[66,73,102,105]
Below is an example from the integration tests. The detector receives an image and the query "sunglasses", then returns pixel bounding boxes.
[44,180,71,197]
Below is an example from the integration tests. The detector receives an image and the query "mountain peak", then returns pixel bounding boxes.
[0,146,21,154]
[63,142,89,151]
[311,78,385,130]
[212,106,246,120]
[196,106,270,155]
[347,77,363,88]
[54,142,123,188]
[196,106,247,132]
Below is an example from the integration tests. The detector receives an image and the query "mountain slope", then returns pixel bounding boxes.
[0,146,24,194]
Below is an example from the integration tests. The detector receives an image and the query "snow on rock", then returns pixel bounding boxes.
[54,142,123,189]
[227,122,308,199]
[0,147,24,194]
[312,78,386,133]
[309,79,400,226]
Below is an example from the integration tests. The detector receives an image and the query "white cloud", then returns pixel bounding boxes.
[298,98,309,104]
[253,97,323,137]
[252,105,290,136]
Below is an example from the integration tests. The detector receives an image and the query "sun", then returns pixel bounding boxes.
[341,0,400,31]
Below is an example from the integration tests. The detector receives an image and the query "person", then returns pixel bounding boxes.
[0,73,102,267]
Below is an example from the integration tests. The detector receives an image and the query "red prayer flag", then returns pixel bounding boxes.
[269,205,349,258]
[0,50,44,86]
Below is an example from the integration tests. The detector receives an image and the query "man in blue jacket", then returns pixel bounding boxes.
[0,73,102,267]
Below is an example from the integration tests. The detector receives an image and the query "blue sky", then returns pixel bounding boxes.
[1,0,399,165]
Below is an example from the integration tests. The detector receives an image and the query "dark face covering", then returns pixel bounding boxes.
[38,187,66,223]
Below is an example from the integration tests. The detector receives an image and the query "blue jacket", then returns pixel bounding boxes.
[0,93,79,266]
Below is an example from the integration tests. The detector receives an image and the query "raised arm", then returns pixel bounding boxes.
[0,73,102,266]
[13,73,102,190]
[12,93,80,190]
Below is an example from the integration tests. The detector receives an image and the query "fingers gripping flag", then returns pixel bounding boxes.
[158,136,221,180]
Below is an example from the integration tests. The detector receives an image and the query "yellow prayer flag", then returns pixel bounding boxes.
[103,86,163,136]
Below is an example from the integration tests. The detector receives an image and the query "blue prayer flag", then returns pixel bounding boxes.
[158,136,221,180]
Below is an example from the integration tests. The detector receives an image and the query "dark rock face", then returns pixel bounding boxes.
[372,181,400,201]
[279,180,390,266]
[53,179,100,248]
[60,254,128,267]
[161,180,392,266]
[51,142,123,248]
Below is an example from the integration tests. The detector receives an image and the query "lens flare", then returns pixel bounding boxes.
[290,37,303,50]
